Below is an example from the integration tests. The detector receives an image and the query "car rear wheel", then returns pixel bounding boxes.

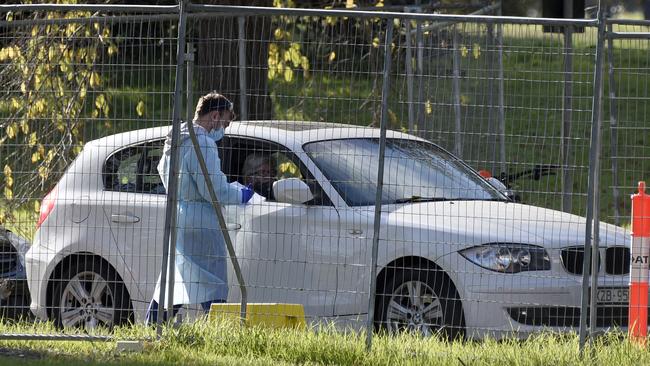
[51,257,131,330]
[376,268,464,339]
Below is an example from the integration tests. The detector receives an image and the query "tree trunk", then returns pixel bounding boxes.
[192,1,273,120]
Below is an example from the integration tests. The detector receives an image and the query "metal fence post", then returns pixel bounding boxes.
[238,16,248,121]
[452,26,462,157]
[415,13,424,133]
[366,19,393,352]
[579,3,606,352]
[561,24,574,214]
[496,6,506,176]
[186,42,195,123]
[405,11,415,133]
[157,0,187,337]
[606,22,621,225]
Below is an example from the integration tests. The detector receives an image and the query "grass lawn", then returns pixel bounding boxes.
[0,319,649,366]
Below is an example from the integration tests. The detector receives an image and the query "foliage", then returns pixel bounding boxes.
[0,1,115,224]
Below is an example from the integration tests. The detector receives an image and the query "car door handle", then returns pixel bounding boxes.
[226,223,241,231]
[348,229,363,236]
[111,214,140,224]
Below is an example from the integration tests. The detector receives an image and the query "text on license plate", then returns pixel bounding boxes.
[596,288,629,304]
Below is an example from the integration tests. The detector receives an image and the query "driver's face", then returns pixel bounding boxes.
[249,163,273,183]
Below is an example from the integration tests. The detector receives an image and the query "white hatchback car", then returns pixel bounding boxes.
[26,121,630,338]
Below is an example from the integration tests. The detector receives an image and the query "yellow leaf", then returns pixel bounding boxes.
[37,144,45,158]
[0,48,6,61]
[31,26,38,37]
[300,56,309,70]
[31,152,40,163]
[46,150,55,163]
[346,0,355,8]
[20,120,29,134]
[328,51,336,63]
[372,37,380,48]
[5,176,13,187]
[4,187,13,200]
[89,72,101,88]
[268,68,276,80]
[20,82,27,94]
[6,123,16,139]
[274,28,284,40]
[107,44,118,56]
[460,46,468,58]
[283,68,293,83]
[29,132,37,147]
[460,95,470,106]
[136,100,145,117]
[3,165,11,177]
[376,0,384,7]
[95,94,106,109]
[472,44,481,59]
[425,100,432,115]
[38,166,48,180]
[10,98,20,112]
[34,200,40,213]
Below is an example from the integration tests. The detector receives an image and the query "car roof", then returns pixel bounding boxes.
[86,120,423,151]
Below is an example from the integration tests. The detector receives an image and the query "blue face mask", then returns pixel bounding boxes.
[208,127,225,142]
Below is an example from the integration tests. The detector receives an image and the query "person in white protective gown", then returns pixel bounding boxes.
[147,92,254,323]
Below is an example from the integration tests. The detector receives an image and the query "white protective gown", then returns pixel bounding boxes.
[152,122,242,306]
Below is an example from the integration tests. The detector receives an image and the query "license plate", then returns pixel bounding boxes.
[596,288,629,304]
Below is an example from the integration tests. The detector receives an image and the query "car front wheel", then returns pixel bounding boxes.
[51,257,131,330]
[376,267,464,339]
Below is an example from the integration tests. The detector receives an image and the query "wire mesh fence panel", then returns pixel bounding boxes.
[596,20,650,330]
[603,22,650,226]
[0,7,180,333]
[0,2,640,346]
[379,17,627,338]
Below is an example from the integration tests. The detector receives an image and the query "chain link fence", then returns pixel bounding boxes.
[0,2,647,351]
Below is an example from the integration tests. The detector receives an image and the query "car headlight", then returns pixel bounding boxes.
[459,243,551,273]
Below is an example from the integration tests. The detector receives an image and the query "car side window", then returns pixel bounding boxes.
[103,140,166,194]
[223,137,331,206]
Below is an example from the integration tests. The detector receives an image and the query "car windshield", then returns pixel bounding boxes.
[304,138,505,206]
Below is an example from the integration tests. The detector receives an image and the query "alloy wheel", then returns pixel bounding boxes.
[385,279,444,336]
[59,271,115,330]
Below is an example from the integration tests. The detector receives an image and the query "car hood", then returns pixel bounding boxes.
[380,200,628,250]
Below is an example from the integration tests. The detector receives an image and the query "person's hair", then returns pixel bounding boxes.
[242,154,272,179]
[194,92,233,119]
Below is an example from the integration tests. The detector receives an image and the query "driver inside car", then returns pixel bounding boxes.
[241,154,276,201]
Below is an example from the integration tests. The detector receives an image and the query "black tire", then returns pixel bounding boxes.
[50,256,132,329]
[376,267,464,340]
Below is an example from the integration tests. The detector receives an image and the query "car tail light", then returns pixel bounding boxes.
[36,188,57,229]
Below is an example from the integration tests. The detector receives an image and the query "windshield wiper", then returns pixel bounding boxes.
[394,196,452,204]
[394,196,508,204]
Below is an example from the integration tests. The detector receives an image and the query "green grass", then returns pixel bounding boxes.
[0,319,649,366]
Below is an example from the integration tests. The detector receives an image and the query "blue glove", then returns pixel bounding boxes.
[241,184,254,204]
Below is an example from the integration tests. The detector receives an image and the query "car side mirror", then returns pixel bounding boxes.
[273,178,314,204]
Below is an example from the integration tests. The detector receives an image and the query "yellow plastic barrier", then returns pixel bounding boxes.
[209,303,306,329]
